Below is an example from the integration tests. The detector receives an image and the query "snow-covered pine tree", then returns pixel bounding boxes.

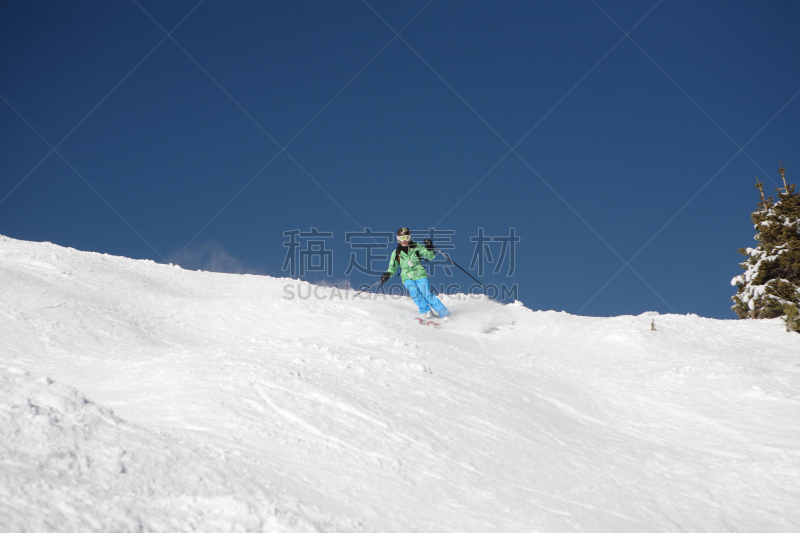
[731,164,800,331]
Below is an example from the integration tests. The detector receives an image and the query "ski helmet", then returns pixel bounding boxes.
[397,227,410,236]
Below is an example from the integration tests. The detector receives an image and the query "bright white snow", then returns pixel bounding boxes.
[1,235,799,532]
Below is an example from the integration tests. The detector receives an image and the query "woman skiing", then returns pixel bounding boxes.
[381,227,451,321]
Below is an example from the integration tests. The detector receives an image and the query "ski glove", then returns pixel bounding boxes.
[380,271,391,284]
[423,238,434,251]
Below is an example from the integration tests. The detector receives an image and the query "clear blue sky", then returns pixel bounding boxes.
[2,0,799,319]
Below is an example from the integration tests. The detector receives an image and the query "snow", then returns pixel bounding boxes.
[2,235,799,532]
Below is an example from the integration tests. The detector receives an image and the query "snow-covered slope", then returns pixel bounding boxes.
[1,235,798,532]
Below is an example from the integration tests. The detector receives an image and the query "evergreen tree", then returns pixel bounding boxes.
[731,164,800,331]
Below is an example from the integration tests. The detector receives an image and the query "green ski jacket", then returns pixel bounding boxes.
[386,242,436,282]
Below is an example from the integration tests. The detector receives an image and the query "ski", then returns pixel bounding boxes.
[414,317,440,327]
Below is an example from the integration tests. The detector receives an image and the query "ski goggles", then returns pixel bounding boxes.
[397,234,411,241]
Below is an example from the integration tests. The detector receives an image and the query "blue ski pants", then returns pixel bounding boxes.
[403,277,450,317]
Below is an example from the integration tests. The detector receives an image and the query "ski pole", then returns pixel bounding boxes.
[433,247,486,289]
[353,279,382,298]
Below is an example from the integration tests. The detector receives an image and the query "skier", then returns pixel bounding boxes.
[381,227,451,322]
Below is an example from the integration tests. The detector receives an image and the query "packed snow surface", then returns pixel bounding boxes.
[1,235,799,532]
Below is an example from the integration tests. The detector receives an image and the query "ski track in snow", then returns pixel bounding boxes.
[2,234,800,532]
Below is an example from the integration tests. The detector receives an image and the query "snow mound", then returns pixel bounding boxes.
[1,235,799,532]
